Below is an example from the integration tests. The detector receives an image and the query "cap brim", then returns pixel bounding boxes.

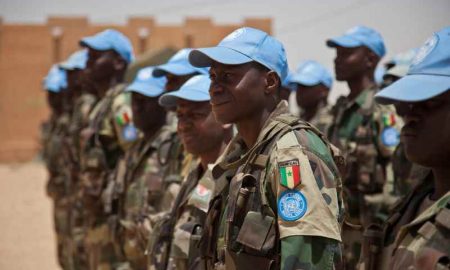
[159,89,210,107]
[326,36,362,48]
[375,74,450,104]
[126,82,164,98]
[153,63,199,77]
[384,65,409,79]
[189,47,253,67]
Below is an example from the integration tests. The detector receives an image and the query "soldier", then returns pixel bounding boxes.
[153,48,208,130]
[290,60,333,134]
[42,64,71,269]
[149,75,232,270]
[78,29,137,270]
[59,49,93,269]
[189,27,344,269]
[100,66,170,270]
[360,26,450,270]
[325,25,403,268]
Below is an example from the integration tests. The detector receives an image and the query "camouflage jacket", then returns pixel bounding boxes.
[110,124,188,269]
[328,88,403,226]
[79,84,138,217]
[67,93,98,172]
[202,101,344,270]
[42,113,71,200]
[164,162,216,270]
[328,88,403,194]
[359,171,450,270]
[388,191,450,270]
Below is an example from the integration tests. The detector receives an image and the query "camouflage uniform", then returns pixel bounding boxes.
[300,101,333,135]
[79,84,138,270]
[359,172,450,270]
[328,87,402,267]
[65,93,99,270]
[109,125,185,270]
[42,112,72,269]
[201,101,344,270]
[147,160,217,270]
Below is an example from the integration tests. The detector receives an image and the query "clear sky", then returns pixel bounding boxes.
[1,0,449,102]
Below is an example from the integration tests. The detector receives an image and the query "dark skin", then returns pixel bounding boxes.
[131,92,166,140]
[165,73,197,92]
[63,69,84,114]
[278,86,292,101]
[334,46,379,101]
[296,83,329,121]
[47,91,64,116]
[83,48,127,98]
[395,91,450,200]
[176,100,231,168]
[209,61,279,148]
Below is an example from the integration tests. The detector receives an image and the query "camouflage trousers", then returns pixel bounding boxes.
[84,222,124,270]
[53,198,71,269]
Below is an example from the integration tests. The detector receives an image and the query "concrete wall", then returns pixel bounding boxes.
[0,16,271,162]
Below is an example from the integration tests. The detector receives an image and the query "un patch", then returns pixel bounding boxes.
[278,190,307,221]
[381,127,400,147]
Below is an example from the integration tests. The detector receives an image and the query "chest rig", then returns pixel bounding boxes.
[201,114,340,270]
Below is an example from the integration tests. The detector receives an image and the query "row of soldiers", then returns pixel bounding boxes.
[41,24,450,270]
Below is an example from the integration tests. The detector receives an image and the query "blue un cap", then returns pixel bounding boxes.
[189,27,289,81]
[80,29,134,63]
[126,67,167,97]
[384,48,419,79]
[289,60,333,89]
[327,25,386,57]
[153,48,208,77]
[375,27,450,104]
[44,65,67,93]
[59,49,88,70]
[159,75,211,107]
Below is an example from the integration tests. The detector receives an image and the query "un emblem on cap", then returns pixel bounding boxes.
[411,34,439,67]
[138,68,153,80]
[222,28,246,42]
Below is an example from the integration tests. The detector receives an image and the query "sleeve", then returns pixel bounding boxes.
[281,235,341,270]
[110,91,139,151]
[374,104,403,157]
[269,130,342,243]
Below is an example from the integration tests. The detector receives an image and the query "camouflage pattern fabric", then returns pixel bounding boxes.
[164,163,215,270]
[42,113,73,269]
[79,84,138,270]
[388,192,450,269]
[65,93,98,270]
[204,101,344,270]
[112,125,182,270]
[328,87,403,268]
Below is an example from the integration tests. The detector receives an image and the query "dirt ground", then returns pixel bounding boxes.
[0,162,59,270]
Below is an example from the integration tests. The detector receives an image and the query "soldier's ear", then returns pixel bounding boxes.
[265,71,280,95]
[113,57,126,72]
[366,50,380,70]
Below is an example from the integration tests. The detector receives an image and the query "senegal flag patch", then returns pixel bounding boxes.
[278,159,301,189]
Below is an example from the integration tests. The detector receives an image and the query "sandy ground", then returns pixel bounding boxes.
[0,162,59,270]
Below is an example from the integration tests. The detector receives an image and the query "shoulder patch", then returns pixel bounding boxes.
[278,159,301,189]
[278,189,307,221]
[122,124,138,142]
[381,127,400,147]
